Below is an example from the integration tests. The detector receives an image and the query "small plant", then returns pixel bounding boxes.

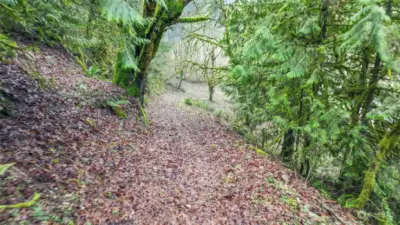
[112,209,120,216]
[249,145,268,156]
[32,204,74,224]
[184,98,216,112]
[266,176,275,184]
[106,100,129,119]
[281,195,299,211]
[184,98,192,105]
[0,163,15,175]
[215,109,223,118]
[87,64,100,77]
[139,103,149,126]
[84,118,96,127]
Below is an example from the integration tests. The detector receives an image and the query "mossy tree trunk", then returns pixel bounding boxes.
[354,121,400,209]
[208,84,214,101]
[208,47,216,102]
[281,129,295,163]
[132,0,208,106]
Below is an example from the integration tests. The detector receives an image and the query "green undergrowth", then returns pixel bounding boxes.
[184,97,226,120]
[248,145,269,157]
[1,163,76,224]
[106,99,129,119]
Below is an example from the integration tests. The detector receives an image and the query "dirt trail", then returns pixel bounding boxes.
[1,46,358,224]
[78,90,358,224]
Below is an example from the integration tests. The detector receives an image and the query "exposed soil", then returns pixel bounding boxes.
[1,46,359,224]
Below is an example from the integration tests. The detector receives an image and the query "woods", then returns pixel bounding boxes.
[1,0,399,224]
[220,0,400,223]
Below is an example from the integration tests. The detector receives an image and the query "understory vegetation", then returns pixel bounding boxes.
[1,0,399,224]
[218,0,400,223]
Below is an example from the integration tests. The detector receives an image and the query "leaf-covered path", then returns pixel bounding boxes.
[78,90,358,224]
[1,46,358,224]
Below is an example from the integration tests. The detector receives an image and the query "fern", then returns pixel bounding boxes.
[99,0,145,26]
[0,33,17,60]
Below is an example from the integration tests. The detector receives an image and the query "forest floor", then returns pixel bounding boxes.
[1,45,360,224]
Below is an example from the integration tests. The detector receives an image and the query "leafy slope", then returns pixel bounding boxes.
[1,46,358,224]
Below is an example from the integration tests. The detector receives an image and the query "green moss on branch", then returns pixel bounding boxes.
[176,15,209,23]
[0,193,41,209]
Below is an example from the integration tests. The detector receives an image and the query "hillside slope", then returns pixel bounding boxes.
[1,46,359,224]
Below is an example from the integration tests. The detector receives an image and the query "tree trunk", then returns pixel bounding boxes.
[300,136,311,176]
[361,53,381,124]
[178,70,183,89]
[131,0,194,106]
[208,84,214,101]
[209,48,216,102]
[352,49,369,125]
[354,121,400,209]
[281,129,295,163]
[261,128,265,149]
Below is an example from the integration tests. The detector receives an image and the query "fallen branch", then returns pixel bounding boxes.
[0,192,41,209]
[320,202,348,225]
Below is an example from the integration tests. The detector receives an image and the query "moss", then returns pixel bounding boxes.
[113,70,139,97]
[286,197,300,211]
[74,48,88,74]
[139,103,149,126]
[176,15,209,23]
[84,118,96,127]
[166,0,184,15]
[255,148,269,156]
[249,145,269,156]
[354,122,400,209]
[111,106,127,119]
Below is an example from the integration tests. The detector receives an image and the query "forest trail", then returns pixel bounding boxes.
[78,90,358,224]
[0,46,357,224]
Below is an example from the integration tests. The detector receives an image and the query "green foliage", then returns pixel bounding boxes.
[0,162,14,176]
[139,102,149,126]
[87,64,100,77]
[222,0,400,223]
[0,0,122,78]
[99,0,144,26]
[32,204,74,224]
[0,33,17,61]
[184,97,193,105]
[184,98,215,112]
[0,193,41,209]
[177,15,209,23]
[106,100,129,118]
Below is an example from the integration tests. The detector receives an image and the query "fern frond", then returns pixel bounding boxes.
[0,0,18,6]
[118,37,139,71]
[99,0,145,26]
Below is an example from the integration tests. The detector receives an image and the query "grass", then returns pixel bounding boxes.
[184,97,216,113]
